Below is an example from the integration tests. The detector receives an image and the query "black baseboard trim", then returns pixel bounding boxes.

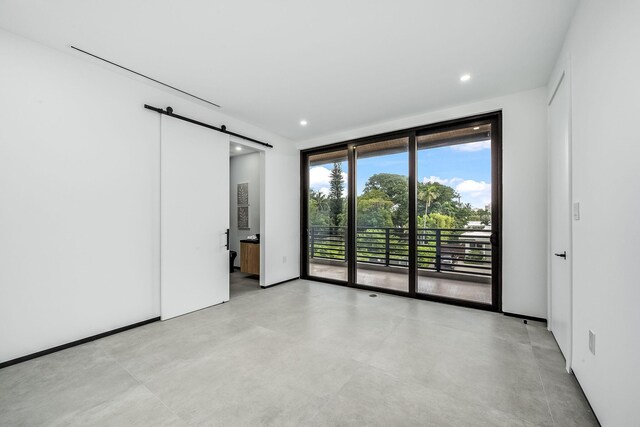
[503,311,547,323]
[0,317,160,370]
[261,276,299,289]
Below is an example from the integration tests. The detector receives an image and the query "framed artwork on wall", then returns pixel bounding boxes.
[237,183,249,205]
[238,206,249,229]
[237,182,250,229]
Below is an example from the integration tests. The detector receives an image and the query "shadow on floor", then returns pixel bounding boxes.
[230,270,261,299]
[309,262,492,304]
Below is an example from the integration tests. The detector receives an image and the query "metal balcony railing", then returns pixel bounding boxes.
[309,225,492,277]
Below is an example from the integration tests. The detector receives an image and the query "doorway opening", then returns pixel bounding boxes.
[229,140,264,299]
[301,112,502,311]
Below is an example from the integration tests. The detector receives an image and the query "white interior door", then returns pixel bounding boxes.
[161,116,230,321]
[548,72,572,370]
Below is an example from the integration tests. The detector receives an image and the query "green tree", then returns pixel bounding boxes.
[328,162,345,226]
[308,190,330,226]
[323,171,490,231]
[337,198,348,227]
[359,188,389,202]
[418,185,438,228]
[357,198,394,228]
[470,207,491,225]
[452,202,475,228]
[417,182,457,216]
[419,212,456,229]
[416,181,481,228]
[362,173,408,227]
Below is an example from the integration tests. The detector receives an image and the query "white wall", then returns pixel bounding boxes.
[0,29,299,364]
[548,1,640,424]
[299,88,549,318]
[229,152,261,267]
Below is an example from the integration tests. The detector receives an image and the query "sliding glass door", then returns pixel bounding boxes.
[415,120,498,306]
[301,113,501,310]
[354,137,410,292]
[304,149,349,282]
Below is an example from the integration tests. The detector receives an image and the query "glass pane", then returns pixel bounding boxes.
[416,123,493,304]
[307,149,348,282]
[355,137,409,292]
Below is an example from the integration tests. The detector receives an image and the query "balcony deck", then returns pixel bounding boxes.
[308,261,491,305]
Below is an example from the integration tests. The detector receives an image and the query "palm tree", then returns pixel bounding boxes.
[310,190,329,213]
[418,186,438,228]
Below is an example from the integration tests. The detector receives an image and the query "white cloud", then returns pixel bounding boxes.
[422,176,489,208]
[422,176,463,186]
[309,166,347,196]
[455,179,491,208]
[309,166,347,188]
[309,166,331,187]
[450,140,491,152]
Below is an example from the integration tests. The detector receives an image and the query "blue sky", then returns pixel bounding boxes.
[309,140,492,208]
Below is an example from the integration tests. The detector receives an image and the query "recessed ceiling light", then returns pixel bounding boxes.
[300,120,308,126]
[460,74,471,82]
[235,146,242,151]
[473,126,480,130]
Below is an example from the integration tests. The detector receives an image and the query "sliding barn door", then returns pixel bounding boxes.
[160,116,230,320]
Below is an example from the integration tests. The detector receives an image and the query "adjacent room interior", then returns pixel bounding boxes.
[1,1,638,426]
[229,141,263,299]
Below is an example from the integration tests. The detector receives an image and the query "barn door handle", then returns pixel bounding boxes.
[489,232,498,246]
[554,251,567,259]
[225,229,230,250]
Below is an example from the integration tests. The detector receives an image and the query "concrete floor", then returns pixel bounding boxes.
[230,270,261,299]
[0,279,597,426]
[309,262,492,304]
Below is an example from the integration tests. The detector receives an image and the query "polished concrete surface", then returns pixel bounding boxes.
[230,270,261,299]
[309,262,492,304]
[0,280,597,426]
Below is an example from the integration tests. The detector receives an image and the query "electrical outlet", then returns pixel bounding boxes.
[282,256,287,263]
[589,330,596,355]
[573,202,581,220]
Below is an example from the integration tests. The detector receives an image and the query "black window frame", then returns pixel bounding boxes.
[300,111,502,312]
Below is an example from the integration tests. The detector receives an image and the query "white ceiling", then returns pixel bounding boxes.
[229,142,259,157]
[0,0,578,142]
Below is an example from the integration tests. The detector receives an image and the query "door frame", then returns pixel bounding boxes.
[547,64,573,372]
[229,137,268,287]
[300,111,503,312]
